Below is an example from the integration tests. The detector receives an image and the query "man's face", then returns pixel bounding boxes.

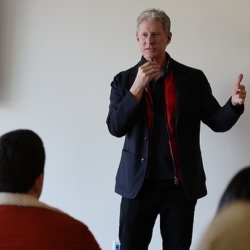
[136,19,172,61]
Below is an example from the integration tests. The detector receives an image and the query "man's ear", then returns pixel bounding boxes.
[27,173,44,199]
[167,32,172,45]
[136,32,139,42]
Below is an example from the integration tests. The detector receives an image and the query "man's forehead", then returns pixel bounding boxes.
[138,20,164,32]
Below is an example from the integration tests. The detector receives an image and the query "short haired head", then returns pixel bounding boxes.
[0,129,45,193]
[218,167,250,211]
[136,8,171,35]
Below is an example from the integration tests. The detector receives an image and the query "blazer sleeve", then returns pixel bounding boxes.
[106,75,142,138]
[199,71,244,132]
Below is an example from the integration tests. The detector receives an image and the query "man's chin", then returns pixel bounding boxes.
[143,53,157,61]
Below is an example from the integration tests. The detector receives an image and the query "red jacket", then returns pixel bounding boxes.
[0,193,101,250]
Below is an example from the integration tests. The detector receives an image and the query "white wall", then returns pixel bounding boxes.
[0,0,249,249]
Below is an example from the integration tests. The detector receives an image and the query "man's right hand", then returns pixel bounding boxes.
[130,61,160,102]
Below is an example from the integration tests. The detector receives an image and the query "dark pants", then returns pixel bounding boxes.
[119,180,197,250]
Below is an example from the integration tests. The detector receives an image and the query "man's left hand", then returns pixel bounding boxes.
[231,74,247,106]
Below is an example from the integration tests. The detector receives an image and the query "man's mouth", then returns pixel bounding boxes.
[145,48,155,51]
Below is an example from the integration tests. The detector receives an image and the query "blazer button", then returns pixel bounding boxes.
[141,158,145,162]
[144,137,147,141]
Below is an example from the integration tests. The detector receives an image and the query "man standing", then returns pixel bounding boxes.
[106,8,246,250]
[0,129,101,250]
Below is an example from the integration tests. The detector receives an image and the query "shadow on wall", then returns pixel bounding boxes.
[0,0,17,103]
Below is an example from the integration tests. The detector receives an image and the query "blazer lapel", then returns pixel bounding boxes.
[172,60,191,123]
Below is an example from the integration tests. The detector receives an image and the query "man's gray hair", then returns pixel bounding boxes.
[136,8,171,34]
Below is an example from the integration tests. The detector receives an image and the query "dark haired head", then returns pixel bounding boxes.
[218,167,250,212]
[0,129,45,193]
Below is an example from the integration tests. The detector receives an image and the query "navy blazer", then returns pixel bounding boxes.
[107,57,243,200]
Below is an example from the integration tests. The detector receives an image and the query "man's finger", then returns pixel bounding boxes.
[236,74,243,87]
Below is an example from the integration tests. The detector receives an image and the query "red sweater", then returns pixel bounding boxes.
[0,193,101,250]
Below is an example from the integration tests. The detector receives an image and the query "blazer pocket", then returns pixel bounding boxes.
[115,150,135,194]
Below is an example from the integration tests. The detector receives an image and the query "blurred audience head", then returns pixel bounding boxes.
[218,166,250,211]
[0,129,45,195]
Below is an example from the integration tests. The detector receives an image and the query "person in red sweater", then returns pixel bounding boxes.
[0,129,101,250]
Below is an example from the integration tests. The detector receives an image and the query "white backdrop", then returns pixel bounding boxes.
[0,1,249,249]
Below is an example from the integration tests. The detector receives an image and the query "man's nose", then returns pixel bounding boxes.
[146,35,154,45]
